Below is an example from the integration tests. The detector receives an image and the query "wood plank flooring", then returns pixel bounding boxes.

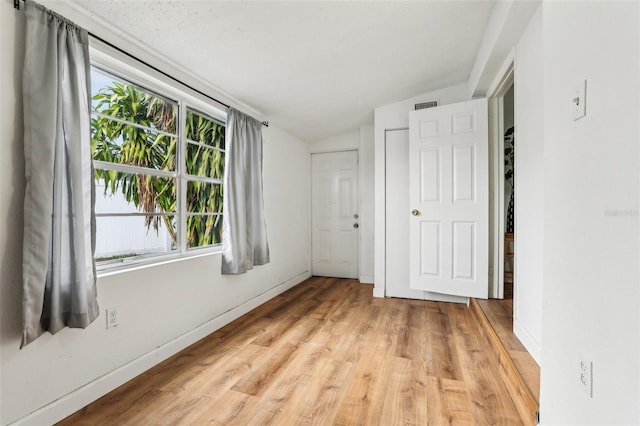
[473,297,540,425]
[475,298,540,401]
[58,277,526,425]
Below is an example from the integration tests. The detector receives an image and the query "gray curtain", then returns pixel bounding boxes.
[21,0,99,347]
[221,109,270,274]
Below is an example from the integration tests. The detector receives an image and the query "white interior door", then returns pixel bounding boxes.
[409,98,489,298]
[312,151,359,279]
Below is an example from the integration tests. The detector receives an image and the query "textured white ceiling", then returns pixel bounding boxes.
[70,1,495,142]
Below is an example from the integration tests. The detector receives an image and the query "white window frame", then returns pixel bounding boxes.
[90,45,228,273]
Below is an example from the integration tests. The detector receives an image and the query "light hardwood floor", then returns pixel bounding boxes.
[58,277,526,425]
[475,297,540,404]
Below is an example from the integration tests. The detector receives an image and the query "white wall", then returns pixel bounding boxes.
[308,130,359,153]
[0,3,311,424]
[468,0,545,366]
[513,6,543,364]
[359,126,375,283]
[540,2,639,424]
[373,83,469,297]
[468,0,541,98]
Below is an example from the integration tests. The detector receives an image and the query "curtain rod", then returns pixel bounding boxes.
[13,0,269,128]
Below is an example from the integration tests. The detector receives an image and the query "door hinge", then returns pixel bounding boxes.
[535,411,540,425]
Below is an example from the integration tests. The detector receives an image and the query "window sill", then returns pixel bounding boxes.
[96,247,222,279]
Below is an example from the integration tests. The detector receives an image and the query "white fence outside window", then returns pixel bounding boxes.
[94,182,173,259]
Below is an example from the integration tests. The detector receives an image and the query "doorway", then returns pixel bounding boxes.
[479,68,540,407]
[488,66,515,300]
[503,84,515,299]
[311,151,359,279]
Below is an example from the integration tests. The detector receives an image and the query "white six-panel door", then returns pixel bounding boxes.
[311,151,359,279]
[409,99,489,298]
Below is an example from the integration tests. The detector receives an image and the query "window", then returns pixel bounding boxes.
[90,65,225,268]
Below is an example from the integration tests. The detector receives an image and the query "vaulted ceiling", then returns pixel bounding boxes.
[65,1,495,142]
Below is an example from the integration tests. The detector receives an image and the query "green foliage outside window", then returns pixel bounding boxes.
[91,79,225,250]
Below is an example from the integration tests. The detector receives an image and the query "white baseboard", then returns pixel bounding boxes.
[514,319,542,365]
[372,286,385,298]
[359,275,374,284]
[13,271,311,426]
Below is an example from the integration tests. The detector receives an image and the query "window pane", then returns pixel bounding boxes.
[186,143,224,179]
[91,67,178,134]
[95,215,177,262]
[95,173,177,216]
[91,119,177,171]
[186,109,225,150]
[186,180,223,213]
[187,214,222,248]
[89,65,226,267]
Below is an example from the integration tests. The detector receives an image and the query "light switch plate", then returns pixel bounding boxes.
[573,80,587,121]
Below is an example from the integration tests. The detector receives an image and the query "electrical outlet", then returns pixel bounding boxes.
[106,307,119,329]
[579,358,593,397]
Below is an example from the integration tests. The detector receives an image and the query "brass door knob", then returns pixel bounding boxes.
[411,209,420,216]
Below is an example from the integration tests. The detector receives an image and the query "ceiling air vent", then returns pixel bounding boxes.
[414,100,438,110]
